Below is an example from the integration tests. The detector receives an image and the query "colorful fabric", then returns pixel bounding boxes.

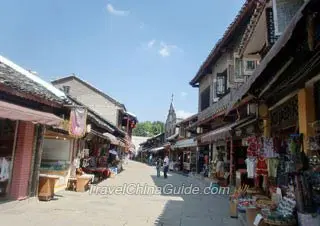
[268,158,279,177]
[247,136,261,157]
[262,137,279,158]
[256,157,268,176]
[0,158,9,181]
[245,157,257,179]
[69,108,87,138]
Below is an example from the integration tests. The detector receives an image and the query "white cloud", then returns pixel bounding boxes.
[176,110,194,119]
[147,40,156,48]
[158,42,179,57]
[107,4,129,16]
[180,92,188,98]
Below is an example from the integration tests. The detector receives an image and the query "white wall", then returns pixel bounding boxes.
[198,33,244,112]
[53,79,122,126]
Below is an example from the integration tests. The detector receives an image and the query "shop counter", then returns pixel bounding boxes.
[38,174,59,201]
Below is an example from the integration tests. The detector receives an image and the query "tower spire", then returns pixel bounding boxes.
[171,93,174,104]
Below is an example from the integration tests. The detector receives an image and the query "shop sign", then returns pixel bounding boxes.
[270,96,298,129]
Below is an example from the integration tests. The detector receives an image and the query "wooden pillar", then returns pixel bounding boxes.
[263,119,271,137]
[229,138,234,186]
[260,104,271,137]
[298,87,316,154]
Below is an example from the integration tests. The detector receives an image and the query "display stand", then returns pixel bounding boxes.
[76,175,93,192]
[38,174,59,201]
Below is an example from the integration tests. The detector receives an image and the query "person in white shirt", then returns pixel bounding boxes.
[163,156,169,179]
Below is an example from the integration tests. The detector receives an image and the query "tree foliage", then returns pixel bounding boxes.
[132,121,165,137]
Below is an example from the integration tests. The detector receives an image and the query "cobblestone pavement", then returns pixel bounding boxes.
[0,161,241,226]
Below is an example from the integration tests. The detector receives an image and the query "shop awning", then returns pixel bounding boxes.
[150,146,165,153]
[0,100,62,126]
[201,126,232,143]
[89,129,108,140]
[200,117,256,143]
[172,138,197,149]
[103,132,119,145]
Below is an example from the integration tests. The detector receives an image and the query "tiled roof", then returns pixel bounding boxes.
[198,92,231,122]
[0,61,65,105]
[189,0,256,86]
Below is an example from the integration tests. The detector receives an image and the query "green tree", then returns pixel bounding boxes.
[132,121,165,137]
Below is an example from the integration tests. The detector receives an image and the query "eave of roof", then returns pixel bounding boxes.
[52,74,126,110]
[238,0,267,57]
[189,0,256,87]
[176,113,198,125]
[0,56,66,107]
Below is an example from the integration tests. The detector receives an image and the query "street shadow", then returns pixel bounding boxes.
[151,172,234,226]
[0,198,14,206]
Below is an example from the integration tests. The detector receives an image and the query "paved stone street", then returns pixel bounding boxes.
[0,161,241,226]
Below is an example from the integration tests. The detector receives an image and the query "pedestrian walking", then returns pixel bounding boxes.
[149,154,153,166]
[163,155,169,179]
[156,158,161,177]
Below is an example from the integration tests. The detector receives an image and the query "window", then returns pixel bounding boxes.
[234,57,243,81]
[272,0,304,36]
[266,7,279,45]
[246,61,256,71]
[243,59,257,75]
[62,85,70,94]
[216,69,227,97]
[200,86,210,111]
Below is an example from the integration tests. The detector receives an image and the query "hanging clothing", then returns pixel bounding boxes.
[216,161,225,174]
[267,158,279,177]
[256,157,268,176]
[262,137,279,158]
[245,157,257,179]
[247,136,262,157]
[0,158,10,181]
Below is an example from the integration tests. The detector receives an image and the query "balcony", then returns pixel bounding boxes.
[198,91,233,122]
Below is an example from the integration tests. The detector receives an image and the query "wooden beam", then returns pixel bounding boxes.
[259,57,294,98]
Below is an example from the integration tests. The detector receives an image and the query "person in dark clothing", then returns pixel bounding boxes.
[156,158,161,177]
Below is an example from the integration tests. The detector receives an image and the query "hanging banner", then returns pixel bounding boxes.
[69,107,87,138]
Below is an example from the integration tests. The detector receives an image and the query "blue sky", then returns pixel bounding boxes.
[0,0,245,122]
